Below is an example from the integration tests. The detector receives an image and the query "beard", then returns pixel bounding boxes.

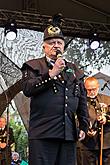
[87,92,98,98]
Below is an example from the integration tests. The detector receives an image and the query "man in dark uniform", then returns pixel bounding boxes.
[21,22,89,165]
[78,77,110,165]
[0,116,15,165]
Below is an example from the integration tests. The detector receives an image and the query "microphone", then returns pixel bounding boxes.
[101,82,108,91]
[56,50,62,58]
[56,50,66,71]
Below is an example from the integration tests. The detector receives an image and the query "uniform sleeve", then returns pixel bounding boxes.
[76,81,89,133]
[21,65,54,97]
[105,104,110,123]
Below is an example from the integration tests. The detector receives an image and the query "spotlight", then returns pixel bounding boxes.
[4,20,17,41]
[89,33,100,50]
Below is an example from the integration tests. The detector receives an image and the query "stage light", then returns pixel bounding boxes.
[4,20,17,41]
[89,33,100,50]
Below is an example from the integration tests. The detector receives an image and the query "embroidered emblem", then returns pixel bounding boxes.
[66,68,75,74]
[48,26,61,36]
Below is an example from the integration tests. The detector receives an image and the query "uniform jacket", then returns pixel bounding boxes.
[0,126,14,164]
[0,126,14,146]
[21,56,89,141]
[81,93,110,149]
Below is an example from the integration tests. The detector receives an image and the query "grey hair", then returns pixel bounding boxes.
[12,152,19,158]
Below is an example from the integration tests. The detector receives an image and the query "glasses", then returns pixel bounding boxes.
[86,88,98,92]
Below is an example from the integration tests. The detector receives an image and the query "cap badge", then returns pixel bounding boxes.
[48,26,61,36]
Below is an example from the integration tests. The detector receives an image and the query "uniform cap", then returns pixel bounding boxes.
[44,25,64,41]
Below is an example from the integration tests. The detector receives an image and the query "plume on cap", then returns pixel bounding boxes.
[44,13,64,41]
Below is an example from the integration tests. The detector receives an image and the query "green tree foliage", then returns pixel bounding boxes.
[10,118,28,161]
[64,37,110,71]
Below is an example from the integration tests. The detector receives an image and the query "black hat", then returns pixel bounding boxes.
[43,25,64,41]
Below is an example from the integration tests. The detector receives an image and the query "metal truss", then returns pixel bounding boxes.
[0,9,110,40]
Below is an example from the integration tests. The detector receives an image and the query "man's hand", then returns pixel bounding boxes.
[78,130,86,141]
[97,114,106,124]
[49,58,65,78]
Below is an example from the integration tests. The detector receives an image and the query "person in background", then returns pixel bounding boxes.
[21,15,89,165]
[77,76,110,165]
[0,116,15,165]
[11,151,28,165]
